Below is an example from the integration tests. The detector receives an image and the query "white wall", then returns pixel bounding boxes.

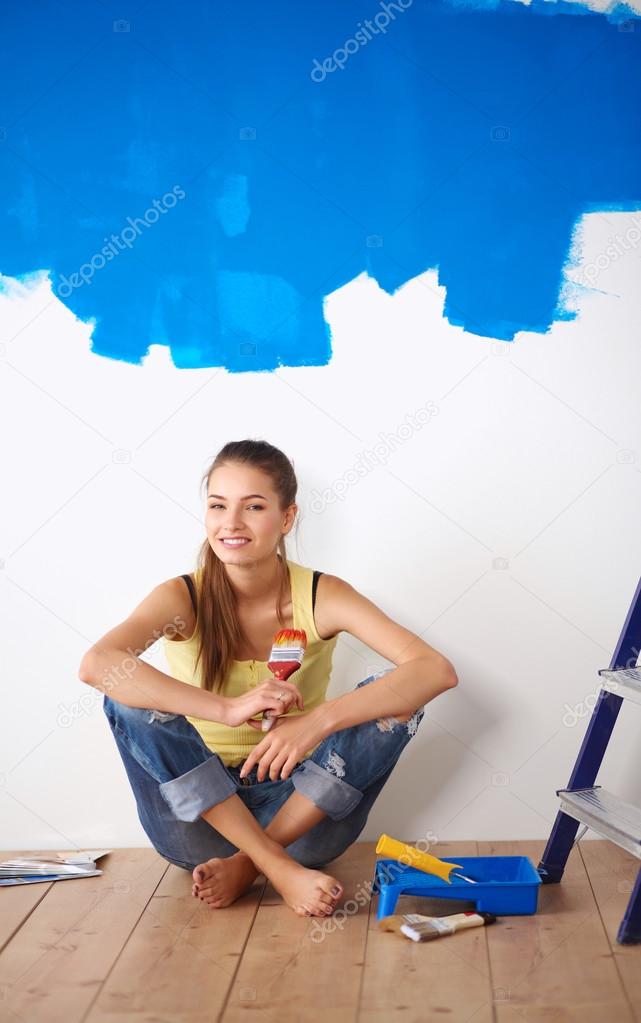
[2,210,641,852]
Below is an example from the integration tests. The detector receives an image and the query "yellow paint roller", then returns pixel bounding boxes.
[376,834,478,884]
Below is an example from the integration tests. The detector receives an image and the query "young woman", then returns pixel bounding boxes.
[79,439,457,919]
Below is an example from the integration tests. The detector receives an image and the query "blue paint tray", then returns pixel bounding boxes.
[372,856,541,919]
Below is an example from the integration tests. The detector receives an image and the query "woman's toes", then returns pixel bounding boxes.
[201,891,222,905]
[310,898,332,916]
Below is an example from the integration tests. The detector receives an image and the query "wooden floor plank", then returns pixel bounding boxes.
[478,839,633,1022]
[85,862,267,1023]
[579,839,641,1021]
[221,842,374,1023]
[0,852,57,954]
[360,840,494,1023]
[0,849,167,1023]
[3,841,640,1023]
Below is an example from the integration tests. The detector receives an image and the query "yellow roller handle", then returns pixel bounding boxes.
[376,834,463,884]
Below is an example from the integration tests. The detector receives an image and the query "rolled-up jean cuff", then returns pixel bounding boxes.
[158,756,237,822]
[292,759,363,821]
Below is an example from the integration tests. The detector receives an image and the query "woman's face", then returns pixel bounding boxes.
[206,462,295,564]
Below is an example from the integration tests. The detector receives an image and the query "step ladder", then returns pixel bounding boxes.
[537,575,641,944]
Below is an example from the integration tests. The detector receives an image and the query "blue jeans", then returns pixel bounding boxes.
[102,669,425,873]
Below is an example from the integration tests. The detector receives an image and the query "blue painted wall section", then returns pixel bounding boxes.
[0,0,639,370]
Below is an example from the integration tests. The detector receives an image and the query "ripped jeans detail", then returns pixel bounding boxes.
[290,668,425,822]
[375,708,423,737]
[147,709,180,724]
[102,667,424,829]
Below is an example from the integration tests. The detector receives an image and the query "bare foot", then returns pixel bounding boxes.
[264,854,344,918]
[191,851,260,908]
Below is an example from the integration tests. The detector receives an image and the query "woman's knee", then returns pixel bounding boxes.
[354,671,425,733]
[375,704,425,736]
[103,696,180,727]
[103,696,148,721]
[356,667,395,689]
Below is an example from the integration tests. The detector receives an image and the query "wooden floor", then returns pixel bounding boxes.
[1,839,640,1022]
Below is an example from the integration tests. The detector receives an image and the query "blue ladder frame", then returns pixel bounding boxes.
[537,575,641,944]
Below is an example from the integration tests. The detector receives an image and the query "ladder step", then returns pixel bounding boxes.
[557,786,641,859]
[598,666,641,706]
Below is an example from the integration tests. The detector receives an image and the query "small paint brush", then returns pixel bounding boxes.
[261,628,307,732]
[379,911,496,942]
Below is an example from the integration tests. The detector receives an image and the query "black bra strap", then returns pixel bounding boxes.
[181,574,197,616]
[312,569,322,614]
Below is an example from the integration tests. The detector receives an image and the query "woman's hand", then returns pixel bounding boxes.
[223,678,304,729]
[239,711,326,781]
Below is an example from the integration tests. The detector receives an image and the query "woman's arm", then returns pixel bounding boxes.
[310,573,458,737]
[78,577,230,724]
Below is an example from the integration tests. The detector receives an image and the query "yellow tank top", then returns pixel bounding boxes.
[163,559,338,768]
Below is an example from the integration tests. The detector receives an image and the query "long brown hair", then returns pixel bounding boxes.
[193,439,298,694]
